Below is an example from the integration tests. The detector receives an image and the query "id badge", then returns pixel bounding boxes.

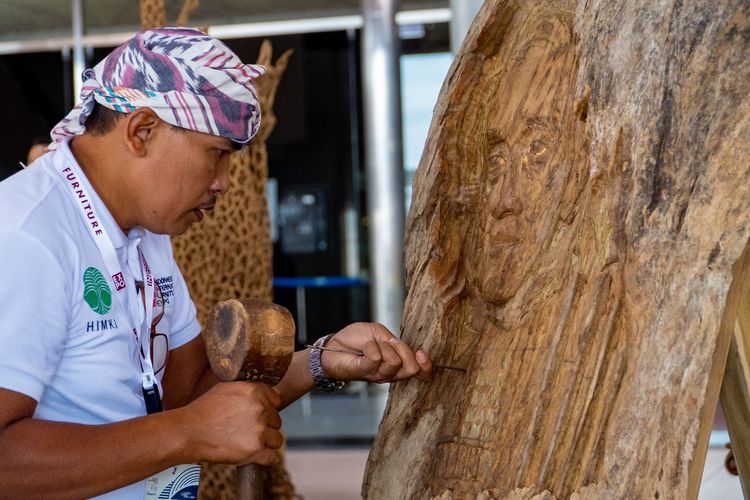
[144,464,201,499]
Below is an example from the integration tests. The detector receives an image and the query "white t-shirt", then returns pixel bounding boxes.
[0,140,202,499]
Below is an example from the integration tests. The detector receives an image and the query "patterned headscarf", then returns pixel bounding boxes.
[50,27,265,149]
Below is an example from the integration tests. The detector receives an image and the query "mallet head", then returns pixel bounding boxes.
[204,298,295,386]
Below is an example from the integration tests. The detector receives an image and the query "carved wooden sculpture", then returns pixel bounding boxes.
[139,0,166,31]
[139,0,199,30]
[364,0,750,498]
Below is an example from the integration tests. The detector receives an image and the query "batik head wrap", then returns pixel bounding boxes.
[49,27,265,149]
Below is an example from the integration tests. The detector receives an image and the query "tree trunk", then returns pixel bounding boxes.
[363,0,750,498]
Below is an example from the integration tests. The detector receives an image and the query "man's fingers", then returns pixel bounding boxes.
[233,381,281,409]
[358,338,403,380]
[246,448,280,466]
[415,349,434,380]
[264,428,285,450]
[254,382,282,408]
[360,336,434,382]
[358,338,383,374]
[325,323,435,383]
[374,340,402,379]
[239,424,284,466]
[266,409,282,430]
[386,338,423,380]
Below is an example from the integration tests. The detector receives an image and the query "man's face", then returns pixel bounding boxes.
[136,124,235,235]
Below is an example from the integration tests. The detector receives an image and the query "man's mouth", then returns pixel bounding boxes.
[193,202,215,221]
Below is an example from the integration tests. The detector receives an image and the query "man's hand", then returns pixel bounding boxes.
[175,381,283,466]
[320,322,433,383]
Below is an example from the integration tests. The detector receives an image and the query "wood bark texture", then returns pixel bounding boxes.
[139,0,165,30]
[363,0,750,499]
[139,0,198,30]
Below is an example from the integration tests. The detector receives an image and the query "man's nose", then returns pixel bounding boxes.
[211,161,231,195]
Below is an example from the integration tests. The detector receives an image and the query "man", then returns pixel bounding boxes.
[0,28,432,499]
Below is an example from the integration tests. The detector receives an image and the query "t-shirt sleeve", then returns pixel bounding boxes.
[162,241,201,350]
[0,231,70,401]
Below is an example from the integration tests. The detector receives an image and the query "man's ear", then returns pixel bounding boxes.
[123,108,161,156]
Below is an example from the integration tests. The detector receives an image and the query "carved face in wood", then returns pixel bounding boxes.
[477,84,567,304]
[429,12,584,491]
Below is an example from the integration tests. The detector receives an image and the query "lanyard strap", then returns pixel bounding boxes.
[52,153,160,397]
[136,245,157,386]
[57,164,127,293]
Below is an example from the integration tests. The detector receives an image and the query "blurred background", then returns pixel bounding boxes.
[0,1,742,497]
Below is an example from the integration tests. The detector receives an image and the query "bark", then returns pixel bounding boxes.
[363,0,750,498]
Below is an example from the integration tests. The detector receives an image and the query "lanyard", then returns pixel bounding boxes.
[52,148,162,413]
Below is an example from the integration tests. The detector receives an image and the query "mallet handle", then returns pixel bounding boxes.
[237,463,263,500]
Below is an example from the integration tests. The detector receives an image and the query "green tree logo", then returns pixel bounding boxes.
[83,267,112,315]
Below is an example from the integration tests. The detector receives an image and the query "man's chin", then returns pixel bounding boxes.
[173,210,205,234]
[171,221,195,236]
[148,220,195,236]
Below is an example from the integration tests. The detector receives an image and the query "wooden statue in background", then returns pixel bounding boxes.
[139,0,198,30]
[138,1,296,498]
[171,42,294,500]
[364,0,750,498]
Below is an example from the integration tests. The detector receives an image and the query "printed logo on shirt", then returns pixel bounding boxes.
[83,267,112,315]
[156,276,174,305]
[144,464,200,499]
[85,317,120,333]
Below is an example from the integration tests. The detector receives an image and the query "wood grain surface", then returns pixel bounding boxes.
[204,298,295,386]
[363,0,750,498]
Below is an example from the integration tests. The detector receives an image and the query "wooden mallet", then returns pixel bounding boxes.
[204,298,296,500]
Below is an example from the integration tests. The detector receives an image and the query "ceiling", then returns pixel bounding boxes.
[0,0,450,43]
